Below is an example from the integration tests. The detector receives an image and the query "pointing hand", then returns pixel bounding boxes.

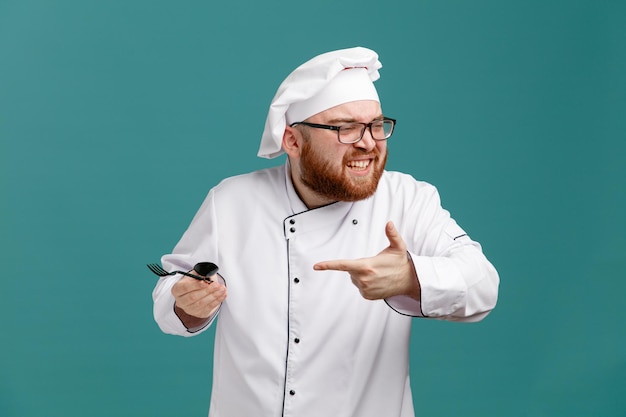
[313,221,420,300]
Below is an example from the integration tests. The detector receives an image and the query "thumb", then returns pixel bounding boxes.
[385,221,406,251]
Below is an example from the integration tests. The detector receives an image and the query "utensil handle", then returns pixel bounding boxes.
[180,271,213,282]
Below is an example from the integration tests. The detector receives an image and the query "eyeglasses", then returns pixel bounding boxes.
[290,118,396,144]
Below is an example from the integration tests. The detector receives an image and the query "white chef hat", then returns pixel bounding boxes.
[258,47,382,159]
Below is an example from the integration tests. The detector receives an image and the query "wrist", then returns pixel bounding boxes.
[406,251,421,301]
[174,303,212,333]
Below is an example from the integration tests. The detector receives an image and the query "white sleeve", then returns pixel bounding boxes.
[386,183,499,322]
[152,190,221,336]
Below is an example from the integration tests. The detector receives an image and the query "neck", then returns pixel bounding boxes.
[291,173,336,209]
[287,161,335,209]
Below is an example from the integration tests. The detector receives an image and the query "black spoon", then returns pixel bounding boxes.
[193,262,219,278]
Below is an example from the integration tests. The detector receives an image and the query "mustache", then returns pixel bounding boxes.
[344,147,382,160]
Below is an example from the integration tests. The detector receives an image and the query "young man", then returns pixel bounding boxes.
[152,46,499,417]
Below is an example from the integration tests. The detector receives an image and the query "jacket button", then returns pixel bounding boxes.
[290,219,295,224]
[294,277,300,283]
[290,227,296,233]
[289,390,296,396]
[294,338,300,343]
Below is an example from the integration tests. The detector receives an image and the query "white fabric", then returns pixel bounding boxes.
[285,67,379,125]
[258,47,382,159]
[152,163,499,417]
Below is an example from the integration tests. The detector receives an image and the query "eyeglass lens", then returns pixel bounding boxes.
[339,120,394,143]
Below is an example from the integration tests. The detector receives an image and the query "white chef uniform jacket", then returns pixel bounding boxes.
[153,162,499,417]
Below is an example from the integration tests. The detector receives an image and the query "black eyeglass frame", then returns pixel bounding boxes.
[290,117,397,144]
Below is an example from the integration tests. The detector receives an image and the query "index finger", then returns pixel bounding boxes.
[313,259,366,272]
[172,276,209,295]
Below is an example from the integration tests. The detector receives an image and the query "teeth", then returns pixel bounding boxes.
[348,160,370,170]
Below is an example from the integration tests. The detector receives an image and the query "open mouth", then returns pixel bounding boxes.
[346,159,372,172]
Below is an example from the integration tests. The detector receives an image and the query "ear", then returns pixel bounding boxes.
[282,126,301,158]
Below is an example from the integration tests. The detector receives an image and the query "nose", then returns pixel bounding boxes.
[354,129,376,152]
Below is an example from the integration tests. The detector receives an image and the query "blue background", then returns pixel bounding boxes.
[1,1,624,415]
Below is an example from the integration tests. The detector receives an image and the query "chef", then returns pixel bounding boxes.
[152,46,499,417]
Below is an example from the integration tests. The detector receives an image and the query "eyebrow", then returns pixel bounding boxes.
[324,114,385,124]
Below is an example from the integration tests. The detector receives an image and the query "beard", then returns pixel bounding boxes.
[298,139,387,202]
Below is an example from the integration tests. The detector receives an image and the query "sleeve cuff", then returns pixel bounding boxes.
[385,294,425,317]
[410,253,467,318]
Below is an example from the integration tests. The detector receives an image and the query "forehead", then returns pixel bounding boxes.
[308,100,382,122]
